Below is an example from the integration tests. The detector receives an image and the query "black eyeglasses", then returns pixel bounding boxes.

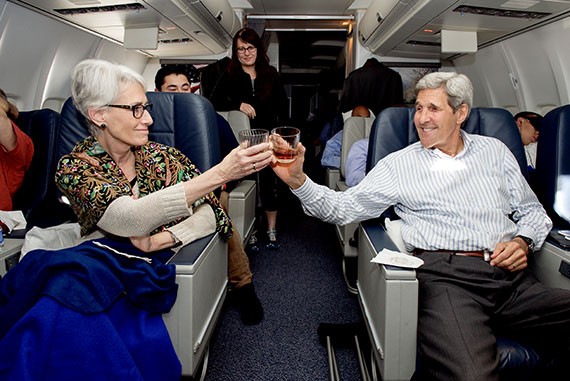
[236,46,257,54]
[107,103,153,119]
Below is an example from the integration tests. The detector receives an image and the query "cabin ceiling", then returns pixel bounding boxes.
[361,0,570,61]
[11,0,355,64]
[244,0,355,76]
[10,0,570,69]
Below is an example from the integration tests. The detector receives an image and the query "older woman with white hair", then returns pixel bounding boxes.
[55,59,271,324]
[56,58,272,250]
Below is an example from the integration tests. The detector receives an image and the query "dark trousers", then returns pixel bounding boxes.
[258,167,284,212]
[414,252,570,381]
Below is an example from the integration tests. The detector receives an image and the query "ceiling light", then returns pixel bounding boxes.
[247,15,354,20]
[453,5,550,19]
[501,1,539,10]
[265,28,348,32]
[54,2,144,15]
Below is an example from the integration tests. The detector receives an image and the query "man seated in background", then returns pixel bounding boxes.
[154,66,263,325]
[344,138,368,188]
[514,111,542,171]
[0,88,34,211]
[154,66,238,158]
[321,105,372,169]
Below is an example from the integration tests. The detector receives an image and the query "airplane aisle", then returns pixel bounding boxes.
[205,192,364,380]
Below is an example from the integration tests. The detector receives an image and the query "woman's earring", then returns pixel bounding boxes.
[100,123,106,129]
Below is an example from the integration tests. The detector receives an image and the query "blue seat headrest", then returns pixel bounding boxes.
[13,109,75,228]
[367,107,528,179]
[14,110,60,212]
[59,97,90,161]
[146,92,221,172]
[59,93,222,173]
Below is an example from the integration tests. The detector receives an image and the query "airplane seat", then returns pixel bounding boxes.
[366,107,528,177]
[12,109,75,230]
[146,92,256,243]
[217,109,251,141]
[54,97,98,220]
[325,115,375,189]
[328,115,374,294]
[58,97,90,160]
[528,105,570,294]
[215,109,257,243]
[339,116,375,181]
[534,104,570,231]
[358,106,557,381]
[145,92,221,171]
[59,94,228,378]
[463,108,528,177]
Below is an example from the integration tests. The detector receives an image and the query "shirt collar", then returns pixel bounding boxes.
[427,130,472,159]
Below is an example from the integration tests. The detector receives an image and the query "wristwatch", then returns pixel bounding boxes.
[516,235,535,252]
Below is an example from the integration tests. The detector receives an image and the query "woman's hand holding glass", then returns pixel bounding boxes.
[239,129,269,149]
[218,137,272,182]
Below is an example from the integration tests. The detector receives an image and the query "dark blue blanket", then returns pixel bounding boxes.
[0,239,181,380]
[0,238,178,339]
[0,296,181,380]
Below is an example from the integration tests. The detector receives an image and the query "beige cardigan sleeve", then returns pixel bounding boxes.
[167,204,216,246]
[97,182,193,236]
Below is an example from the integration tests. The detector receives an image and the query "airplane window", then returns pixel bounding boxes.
[555,175,570,224]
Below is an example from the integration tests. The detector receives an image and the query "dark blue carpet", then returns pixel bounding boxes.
[205,196,364,380]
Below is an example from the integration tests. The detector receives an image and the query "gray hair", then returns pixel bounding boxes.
[415,72,473,117]
[71,59,146,135]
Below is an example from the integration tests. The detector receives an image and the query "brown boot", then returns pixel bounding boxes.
[232,283,264,325]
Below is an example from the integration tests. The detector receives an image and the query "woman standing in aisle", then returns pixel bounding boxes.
[211,27,290,250]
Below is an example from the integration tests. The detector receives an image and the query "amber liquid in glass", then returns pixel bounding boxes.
[274,148,297,163]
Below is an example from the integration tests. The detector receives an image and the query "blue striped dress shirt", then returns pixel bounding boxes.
[293,131,552,252]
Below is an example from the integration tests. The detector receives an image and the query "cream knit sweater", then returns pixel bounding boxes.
[97,182,216,246]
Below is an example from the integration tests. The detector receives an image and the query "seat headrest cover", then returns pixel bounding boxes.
[341,116,373,177]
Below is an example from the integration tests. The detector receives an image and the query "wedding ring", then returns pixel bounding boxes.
[253,163,256,171]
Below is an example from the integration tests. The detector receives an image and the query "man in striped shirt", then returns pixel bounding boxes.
[272,72,570,380]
